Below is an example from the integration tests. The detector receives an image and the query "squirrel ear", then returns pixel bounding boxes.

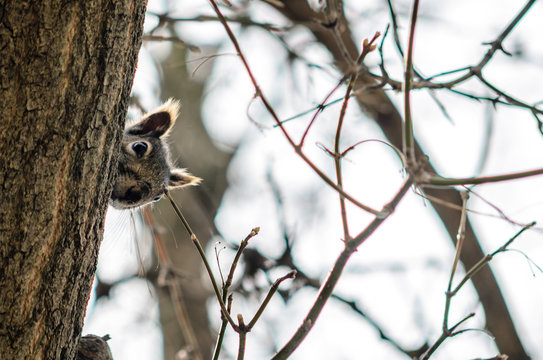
[126,99,180,137]
[168,169,202,189]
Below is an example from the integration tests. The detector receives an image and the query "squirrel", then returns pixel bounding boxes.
[110,99,201,209]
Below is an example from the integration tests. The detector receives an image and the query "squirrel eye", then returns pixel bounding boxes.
[152,196,162,202]
[131,142,148,158]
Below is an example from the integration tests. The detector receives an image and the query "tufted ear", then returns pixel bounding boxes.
[126,99,181,137]
[168,168,202,189]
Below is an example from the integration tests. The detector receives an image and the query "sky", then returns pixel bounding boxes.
[84,1,543,359]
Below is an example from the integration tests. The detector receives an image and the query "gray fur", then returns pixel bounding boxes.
[110,99,201,209]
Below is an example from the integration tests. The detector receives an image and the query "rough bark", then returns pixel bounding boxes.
[0,1,146,359]
[274,1,528,358]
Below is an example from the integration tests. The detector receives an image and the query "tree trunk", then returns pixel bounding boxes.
[0,1,146,359]
[155,43,232,360]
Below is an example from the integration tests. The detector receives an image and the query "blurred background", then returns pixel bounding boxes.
[83,1,543,359]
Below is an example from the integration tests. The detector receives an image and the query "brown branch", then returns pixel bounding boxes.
[146,11,288,33]
[163,187,239,331]
[403,0,420,165]
[421,222,535,359]
[212,227,260,360]
[442,192,469,333]
[237,315,246,360]
[376,0,543,130]
[272,0,530,357]
[207,0,385,217]
[266,169,423,358]
[271,178,413,359]
[247,270,297,330]
[141,208,204,360]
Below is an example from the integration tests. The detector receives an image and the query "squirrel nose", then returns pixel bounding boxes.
[124,185,149,204]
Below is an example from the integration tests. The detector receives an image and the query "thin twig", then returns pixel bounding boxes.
[212,294,233,360]
[247,270,297,330]
[141,208,204,360]
[225,228,260,297]
[403,0,420,165]
[421,313,475,360]
[421,222,535,360]
[451,222,536,296]
[341,139,406,167]
[271,177,413,359]
[335,76,356,241]
[443,192,469,332]
[237,314,246,360]
[208,0,384,217]
[212,227,260,359]
[275,96,344,127]
[333,32,380,241]
[385,0,404,57]
[299,76,347,148]
[163,187,239,331]
[426,167,543,186]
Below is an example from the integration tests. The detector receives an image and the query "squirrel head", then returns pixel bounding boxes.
[110,99,201,209]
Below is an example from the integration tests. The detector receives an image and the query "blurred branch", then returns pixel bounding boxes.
[164,187,239,330]
[142,35,201,52]
[141,208,204,360]
[146,11,289,33]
